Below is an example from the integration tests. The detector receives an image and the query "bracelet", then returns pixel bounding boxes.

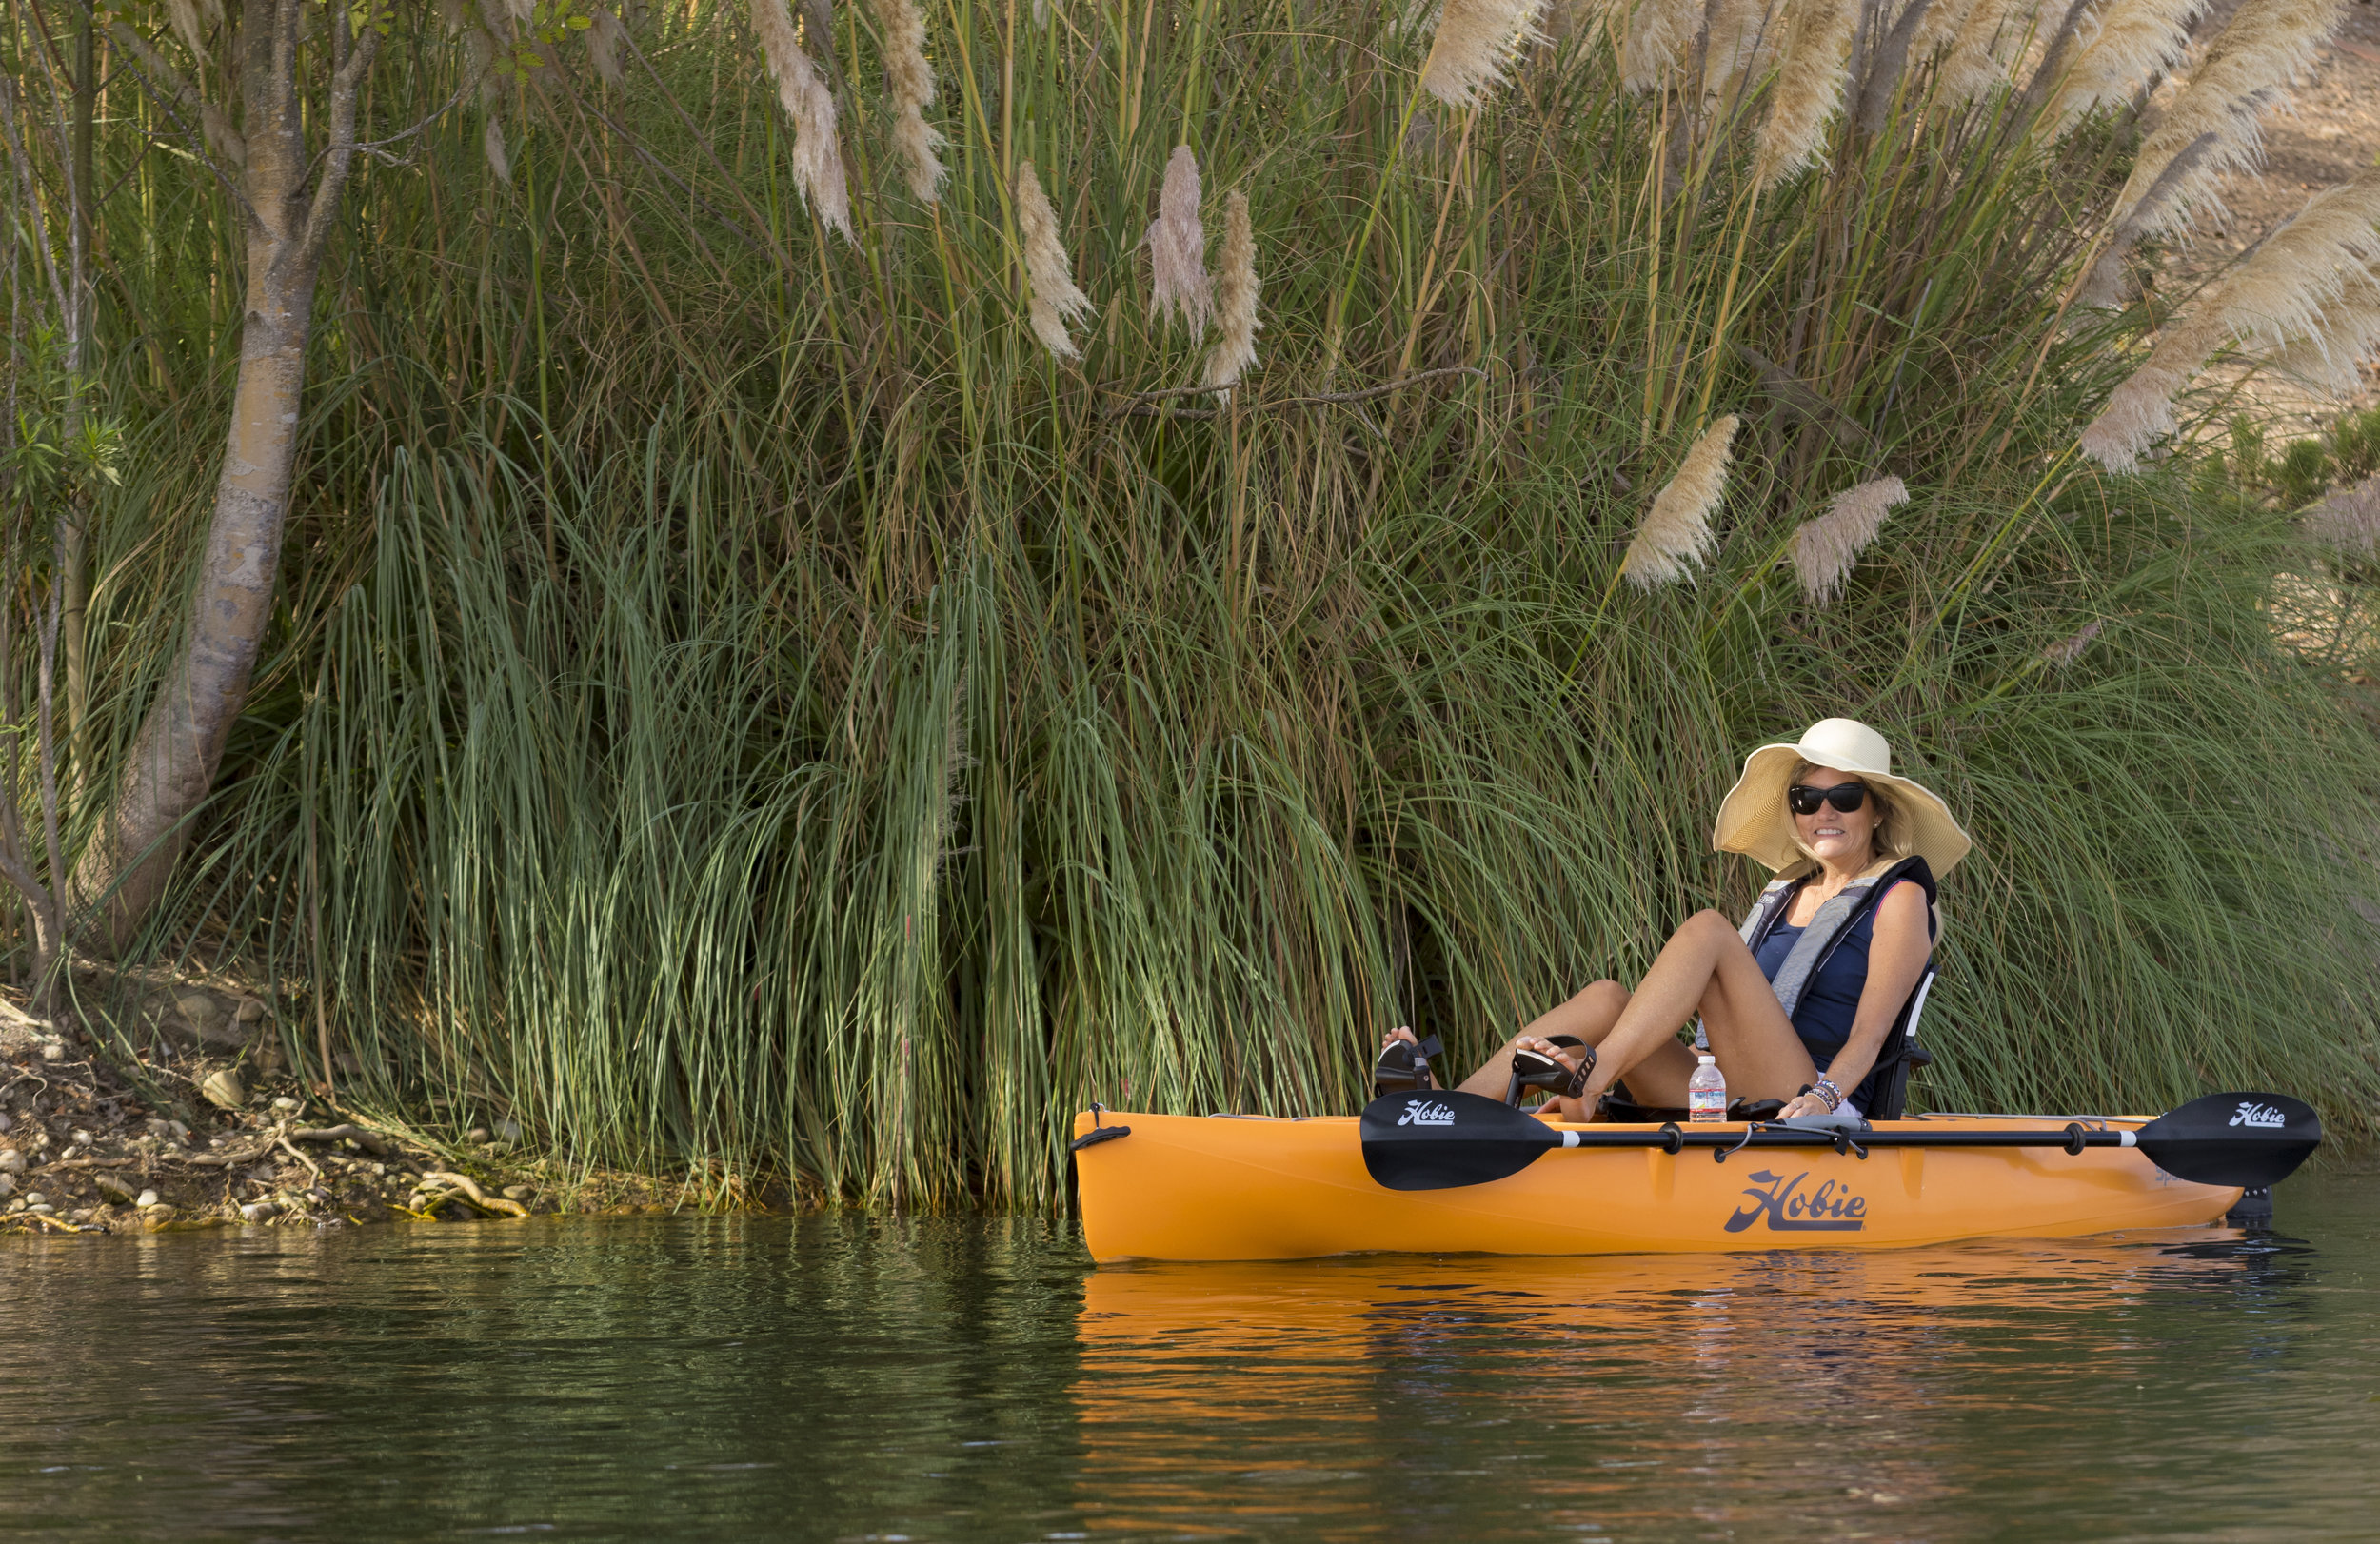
[1811,1078,1844,1112]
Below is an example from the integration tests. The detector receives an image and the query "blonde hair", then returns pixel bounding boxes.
[1784,761,1915,876]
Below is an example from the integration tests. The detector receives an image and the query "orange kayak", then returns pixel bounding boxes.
[1070,1108,2242,1263]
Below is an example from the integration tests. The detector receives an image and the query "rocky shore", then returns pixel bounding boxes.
[0,982,741,1237]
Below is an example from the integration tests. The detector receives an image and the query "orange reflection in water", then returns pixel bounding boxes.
[1071,1233,2255,1537]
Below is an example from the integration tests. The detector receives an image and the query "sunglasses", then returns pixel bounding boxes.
[1789,782,1870,816]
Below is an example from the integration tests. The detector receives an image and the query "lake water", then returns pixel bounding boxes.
[3,1166,2375,1541]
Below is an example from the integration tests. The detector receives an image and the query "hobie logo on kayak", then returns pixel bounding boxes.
[1722,1169,1867,1234]
[2230,1102,2288,1130]
[1398,1100,1458,1128]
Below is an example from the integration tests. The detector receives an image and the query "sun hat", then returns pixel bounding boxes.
[1711,717,1973,877]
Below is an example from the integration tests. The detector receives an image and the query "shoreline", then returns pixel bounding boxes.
[1,1012,797,1237]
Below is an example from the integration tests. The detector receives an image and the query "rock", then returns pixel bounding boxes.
[405,1190,429,1211]
[0,1149,23,1173]
[239,1201,277,1223]
[169,1119,192,1141]
[200,1069,246,1110]
[0,1175,13,1198]
[26,1203,53,1215]
[141,1205,177,1229]
[94,1175,138,1205]
[501,1185,532,1201]
[23,1191,46,1207]
[234,998,267,1024]
[136,1189,160,1208]
[271,1097,300,1114]
[0,1110,11,1130]
[496,1118,522,1141]
[174,991,226,1027]
[463,1127,489,1143]
[70,1128,95,1148]
[39,1041,65,1062]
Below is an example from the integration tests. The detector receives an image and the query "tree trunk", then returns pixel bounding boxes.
[74,0,373,953]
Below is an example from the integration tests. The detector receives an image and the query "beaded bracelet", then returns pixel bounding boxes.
[1811,1078,1845,1112]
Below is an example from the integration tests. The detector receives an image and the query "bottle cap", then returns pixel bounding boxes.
[1696,1054,1716,1065]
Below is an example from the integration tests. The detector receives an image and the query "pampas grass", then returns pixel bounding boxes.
[588,4,628,86]
[483,115,511,185]
[1934,0,2032,105]
[1754,0,1858,189]
[1015,160,1091,359]
[1621,0,1701,93]
[1147,145,1211,332]
[2307,475,2380,553]
[1204,190,1259,391]
[1421,0,1550,106]
[1622,416,1738,587]
[752,0,853,239]
[2042,0,2199,130]
[1701,0,1778,100]
[2109,0,2344,241]
[1792,475,1910,603]
[875,0,947,202]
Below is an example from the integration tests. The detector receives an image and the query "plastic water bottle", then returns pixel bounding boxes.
[1688,1055,1727,1123]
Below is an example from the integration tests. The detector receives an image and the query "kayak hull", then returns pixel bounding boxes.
[1070,1109,2241,1263]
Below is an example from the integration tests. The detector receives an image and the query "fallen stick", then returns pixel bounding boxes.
[421,1170,529,1217]
[276,1135,323,1179]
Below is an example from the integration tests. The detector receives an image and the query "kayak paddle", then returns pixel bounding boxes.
[1359,1089,2322,1193]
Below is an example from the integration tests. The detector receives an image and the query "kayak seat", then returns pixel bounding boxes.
[1658,963,1938,1121]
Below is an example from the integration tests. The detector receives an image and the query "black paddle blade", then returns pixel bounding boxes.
[2136,1092,2323,1189]
[1360,1089,1565,1192]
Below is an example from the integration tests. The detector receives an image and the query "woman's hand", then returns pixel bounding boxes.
[1777,1092,1831,1120]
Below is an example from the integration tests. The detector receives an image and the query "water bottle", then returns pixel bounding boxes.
[1688,1055,1727,1123]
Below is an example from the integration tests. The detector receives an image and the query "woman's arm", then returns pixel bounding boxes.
[1779,881,1931,1117]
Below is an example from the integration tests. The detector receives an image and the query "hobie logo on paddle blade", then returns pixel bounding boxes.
[1722,1169,1867,1233]
[2230,1102,2288,1130]
[1398,1100,1458,1128]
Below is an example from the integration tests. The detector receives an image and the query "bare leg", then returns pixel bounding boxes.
[1451,980,1631,1099]
[1576,910,1817,1108]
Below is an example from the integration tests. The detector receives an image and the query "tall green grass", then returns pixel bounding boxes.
[8,0,2380,1202]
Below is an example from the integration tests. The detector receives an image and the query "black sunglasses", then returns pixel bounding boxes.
[1788,782,1870,816]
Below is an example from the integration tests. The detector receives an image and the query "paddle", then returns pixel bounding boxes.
[1359,1089,2322,1193]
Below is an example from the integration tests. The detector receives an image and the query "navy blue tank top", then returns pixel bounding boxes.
[1752,882,1907,1073]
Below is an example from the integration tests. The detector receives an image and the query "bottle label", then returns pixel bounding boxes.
[1688,1088,1726,1122]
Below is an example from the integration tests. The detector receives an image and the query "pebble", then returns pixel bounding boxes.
[496,1119,522,1142]
[234,998,267,1024]
[502,1185,532,1201]
[95,1175,138,1205]
[463,1127,489,1143]
[136,1190,160,1208]
[0,1149,23,1174]
[0,1110,11,1130]
[26,1203,53,1215]
[239,1201,277,1223]
[23,1192,46,1207]
[0,1175,13,1198]
[200,1069,247,1110]
[271,1097,300,1113]
[39,1042,64,1062]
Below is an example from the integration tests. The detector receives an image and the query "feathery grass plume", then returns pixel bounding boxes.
[1205,191,1261,392]
[874,0,947,202]
[198,103,245,170]
[1753,0,1858,189]
[1014,160,1092,360]
[2042,0,2200,131]
[166,0,209,64]
[1792,476,1911,604]
[1421,0,1552,106]
[1147,145,1212,333]
[2306,476,2380,554]
[1702,0,1780,101]
[483,116,512,185]
[2085,170,2380,468]
[752,0,854,240]
[2041,620,2105,664]
[1620,0,1700,92]
[1621,416,1739,587]
[588,4,628,85]
[2108,0,2345,241]
[1934,0,2032,104]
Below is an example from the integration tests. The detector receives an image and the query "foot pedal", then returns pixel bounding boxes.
[1372,1035,1443,1099]
[1505,1035,1595,1106]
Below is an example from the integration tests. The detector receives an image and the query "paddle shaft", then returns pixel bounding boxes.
[1546,1123,2136,1158]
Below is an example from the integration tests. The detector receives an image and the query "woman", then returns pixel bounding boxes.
[1380,718,1972,1121]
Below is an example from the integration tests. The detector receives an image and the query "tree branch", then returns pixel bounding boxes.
[101,17,253,217]
[297,4,380,263]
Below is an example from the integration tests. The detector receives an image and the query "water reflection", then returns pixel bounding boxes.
[0,1181,2372,1541]
[1071,1232,2334,1537]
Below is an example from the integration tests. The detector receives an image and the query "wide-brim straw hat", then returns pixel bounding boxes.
[1711,717,1973,877]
